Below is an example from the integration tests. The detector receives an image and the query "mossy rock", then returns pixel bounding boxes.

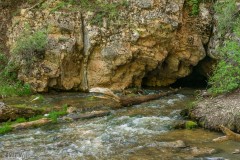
[0,102,46,122]
[185,121,198,129]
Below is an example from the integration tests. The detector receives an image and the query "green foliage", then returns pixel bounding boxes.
[0,52,32,97]
[208,0,240,95]
[187,101,197,110]
[0,27,47,97]
[214,0,238,35]
[0,124,13,135]
[209,41,240,94]
[0,104,69,135]
[187,0,201,15]
[48,105,68,123]
[185,121,198,129]
[11,28,47,65]
[0,80,32,97]
[15,117,27,123]
[0,52,7,71]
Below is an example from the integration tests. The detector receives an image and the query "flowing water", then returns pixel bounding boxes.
[0,89,240,160]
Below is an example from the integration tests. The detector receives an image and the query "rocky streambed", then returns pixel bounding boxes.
[0,88,240,159]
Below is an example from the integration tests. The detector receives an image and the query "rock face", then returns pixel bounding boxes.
[7,0,213,92]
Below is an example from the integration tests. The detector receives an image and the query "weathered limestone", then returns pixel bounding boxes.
[7,0,213,92]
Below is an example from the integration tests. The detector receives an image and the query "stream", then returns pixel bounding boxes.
[0,88,240,160]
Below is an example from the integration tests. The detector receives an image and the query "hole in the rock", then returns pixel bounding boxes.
[171,56,216,89]
[171,68,208,89]
[141,56,214,89]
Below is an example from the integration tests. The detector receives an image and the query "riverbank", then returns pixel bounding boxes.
[190,89,240,132]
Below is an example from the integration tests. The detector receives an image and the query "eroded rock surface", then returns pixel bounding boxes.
[7,0,213,92]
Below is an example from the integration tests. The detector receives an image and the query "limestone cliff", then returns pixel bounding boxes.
[6,0,213,92]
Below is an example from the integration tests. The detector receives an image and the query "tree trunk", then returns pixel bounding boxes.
[213,125,240,142]
[119,90,178,107]
[68,110,110,121]
[11,118,52,130]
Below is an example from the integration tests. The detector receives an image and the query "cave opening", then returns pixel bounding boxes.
[141,56,215,89]
[170,68,208,89]
[171,57,215,89]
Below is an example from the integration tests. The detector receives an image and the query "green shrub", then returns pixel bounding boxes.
[11,28,47,65]
[208,0,240,94]
[187,0,201,16]
[209,41,240,94]
[0,80,32,97]
[0,51,31,97]
[0,28,47,97]
[214,0,238,35]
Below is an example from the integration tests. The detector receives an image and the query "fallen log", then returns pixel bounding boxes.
[89,87,120,102]
[11,118,52,130]
[90,87,179,108]
[119,89,179,107]
[213,125,240,142]
[0,102,46,122]
[67,110,110,121]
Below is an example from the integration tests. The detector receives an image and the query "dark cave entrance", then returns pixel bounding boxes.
[170,68,208,89]
[171,57,215,89]
[142,56,215,89]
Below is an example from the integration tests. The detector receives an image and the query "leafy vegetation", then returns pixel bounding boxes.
[0,25,48,97]
[214,0,238,35]
[15,117,27,123]
[187,0,201,15]
[208,0,240,94]
[0,124,13,135]
[11,27,47,65]
[0,104,68,135]
[0,52,32,97]
[48,105,68,123]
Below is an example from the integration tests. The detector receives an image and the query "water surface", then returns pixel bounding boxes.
[1,89,239,159]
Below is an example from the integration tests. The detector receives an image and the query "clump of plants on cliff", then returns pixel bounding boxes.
[208,0,240,94]
[11,26,47,66]
[187,0,201,15]
[0,26,47,97]
[187,0,216,16]
[46,0,129,26]
[0,51,31,97]
[0,53,31,97]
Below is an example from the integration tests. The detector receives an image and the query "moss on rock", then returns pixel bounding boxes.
[185,121,198,129]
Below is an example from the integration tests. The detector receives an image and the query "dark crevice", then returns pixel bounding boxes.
[170,57,213,89]
[141,56,214,89]
[170,69,208,89]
